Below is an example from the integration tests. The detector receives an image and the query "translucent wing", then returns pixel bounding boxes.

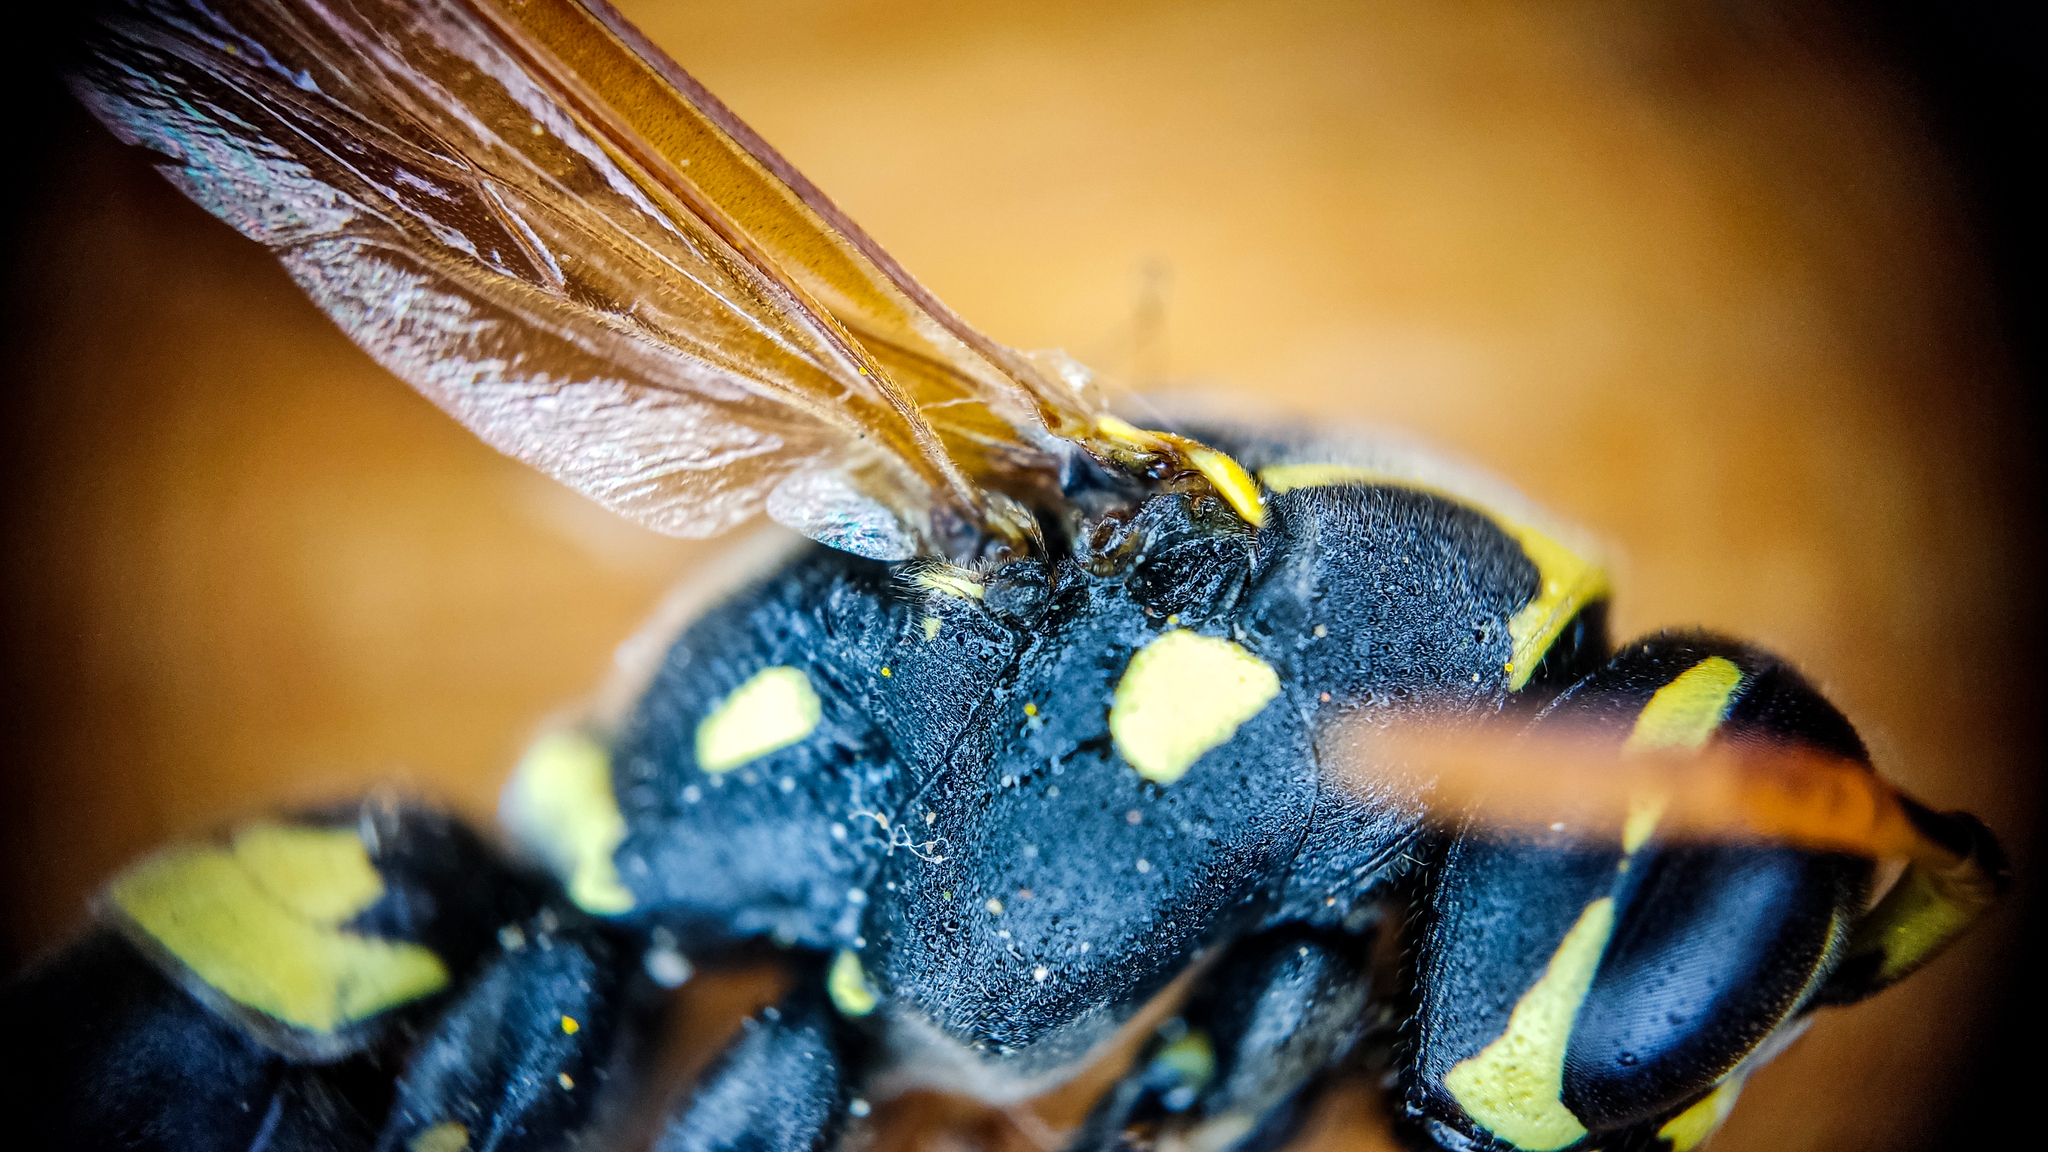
[71,0,1104,558]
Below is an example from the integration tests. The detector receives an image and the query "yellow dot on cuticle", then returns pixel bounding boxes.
[880,666,892,678]
[560,1015,579,1034]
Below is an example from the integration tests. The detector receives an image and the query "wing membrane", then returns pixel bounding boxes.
[73,0,1098,554]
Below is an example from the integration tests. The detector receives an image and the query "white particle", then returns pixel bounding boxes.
[1022,844,1039,858]
[1047,785,1060,798]
[831,823,847,841]
[1135,859,1151,873]
[682,785,702,804]
[986,898,1004,914]
[1080,941,1091,953]
[644,947,693,988]
[1033,966,1050,982]
[1314,624,1328,638]
[780,777,796,794]
[998,929,1011,939]
[1126,809,1143,825]
[847,888,867,905]
[849,1098,872,1118]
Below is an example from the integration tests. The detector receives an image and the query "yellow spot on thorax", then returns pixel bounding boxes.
[408,1122,470,1152]
[1110,630,1281,785]
[694,666,822,773]
[1444,897,1617,1150]
[503,731,634,914]
[1258,464,1608,689]
[108,824,449,1034]
[828,948,879,1017]
[1023,702,1038,717]
[1657,1074,1746,1151]
[880,666,892,677]
[560,1014,580,1034]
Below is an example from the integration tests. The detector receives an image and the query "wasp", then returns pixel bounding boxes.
[5,1,2009,1150]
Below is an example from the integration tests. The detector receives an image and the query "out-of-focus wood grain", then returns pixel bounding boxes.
[1,2,2032,1150]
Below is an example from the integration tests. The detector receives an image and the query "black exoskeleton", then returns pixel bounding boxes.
[4,454,2006,1152]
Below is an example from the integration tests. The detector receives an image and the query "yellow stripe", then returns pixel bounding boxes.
[1444,897,1616,1150]
[1093,417,1267,527]
[109,825,448,1033]
[1258,464,1607,689]
[1625,656,1744,753]
[1616,656,1743,852]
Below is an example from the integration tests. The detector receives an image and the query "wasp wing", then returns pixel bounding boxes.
[72,0,1095,557]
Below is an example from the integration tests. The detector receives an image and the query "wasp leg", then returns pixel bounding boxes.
[375,911,644,1152]
[1069,927,1375,1152]
[653,978,854,1152]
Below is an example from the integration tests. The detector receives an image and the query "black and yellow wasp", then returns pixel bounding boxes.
[6,1,2006,1150]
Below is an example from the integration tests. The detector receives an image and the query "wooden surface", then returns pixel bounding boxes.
[2,2,2033,1150]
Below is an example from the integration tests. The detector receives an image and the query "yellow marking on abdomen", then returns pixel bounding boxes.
[1618,655,1745,851]
[1657,1074,1746,1151]
[502,730,634,914]
[1626,657,1744,754]
[1110,630,1281,785]
[695,665,822,773]
[1258,464,1607,689]
[1444,897,1617,1150]
[108,824,449,1034]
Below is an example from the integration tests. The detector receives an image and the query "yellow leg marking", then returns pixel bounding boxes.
[1444,897,1617,1151]
[695,666,823,773]
[1110,630,1281,785]
[1657,1075,1745,1151]
[828,948,879,1017]
[108,824,449,1034]
[1256,464,1607,689]
[408,1122,470,1152]
[503,730,635,914]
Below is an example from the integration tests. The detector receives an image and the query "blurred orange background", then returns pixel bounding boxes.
[2,2,2036,1150]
